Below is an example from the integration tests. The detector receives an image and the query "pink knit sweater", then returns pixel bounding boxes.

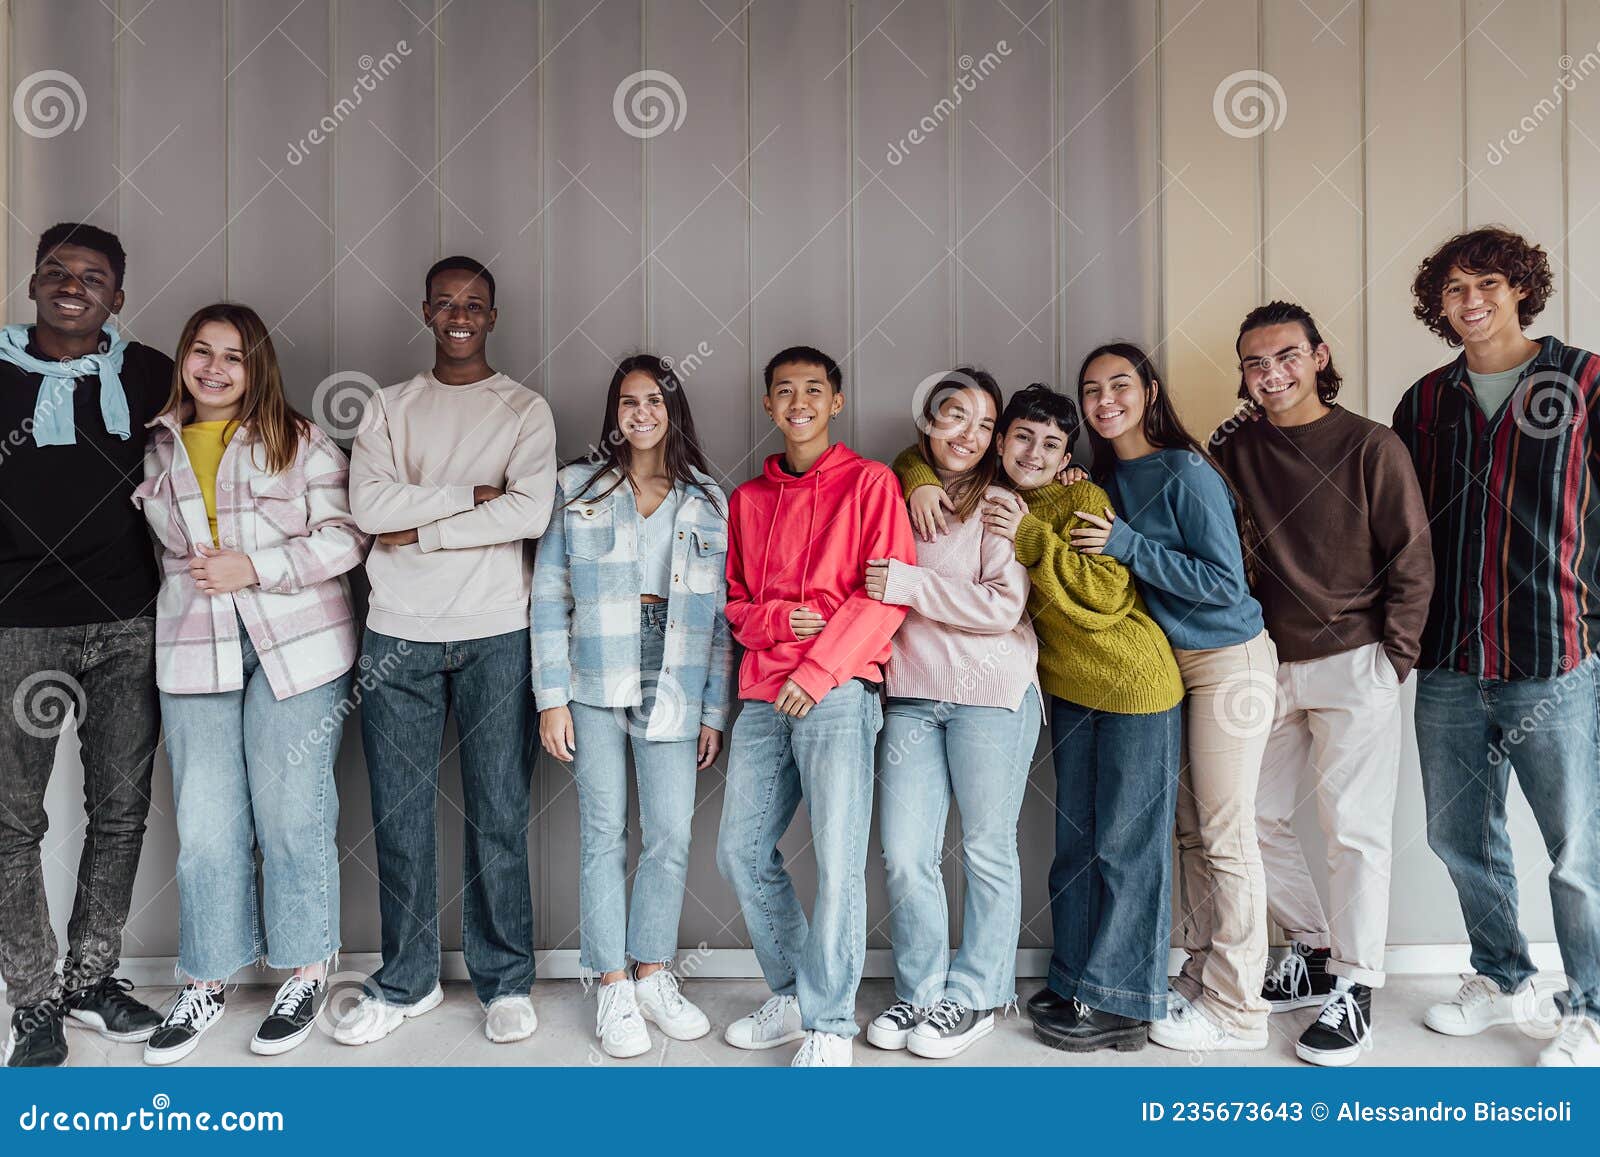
[881,485,1039,709]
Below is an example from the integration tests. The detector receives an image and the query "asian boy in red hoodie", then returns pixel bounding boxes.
[716,346,915,1067]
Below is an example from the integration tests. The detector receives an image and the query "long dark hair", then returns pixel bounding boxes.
[565,354,723,517]
[1076,342,1260,585]
[915,367,1004,522]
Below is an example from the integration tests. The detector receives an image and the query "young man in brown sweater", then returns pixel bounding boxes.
[1210,301,1433,1066]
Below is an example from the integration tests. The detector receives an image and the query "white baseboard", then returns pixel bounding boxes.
[56,942,1567,990]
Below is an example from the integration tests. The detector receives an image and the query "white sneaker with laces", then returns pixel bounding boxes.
[724,994,805,1050]
[791,1029,852,1067]
[634,969,709,1041]
[1423,974,1518,1037]
[485,995,537,1043]
[1148,998,1268,1052]
[332,983,443,1046]
[596,980,651,1058]
[1537,1016,1600,1067]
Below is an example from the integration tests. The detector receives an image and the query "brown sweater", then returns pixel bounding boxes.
[1210,405,1433,679]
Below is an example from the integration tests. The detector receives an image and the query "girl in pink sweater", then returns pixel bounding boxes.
[863,369,1040,1060]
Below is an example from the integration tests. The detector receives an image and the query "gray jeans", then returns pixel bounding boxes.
[0,619,159,1008]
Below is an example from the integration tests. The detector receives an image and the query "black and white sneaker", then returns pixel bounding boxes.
[250,976,322,1056]
[64,976,161,1043]
[866,1000,923,1050]
[1295,983,1372,1067]
[143,985,225,1066]
[907,999,994,1059]
[3,1002,68,1067]
[1263,941,1334,1012]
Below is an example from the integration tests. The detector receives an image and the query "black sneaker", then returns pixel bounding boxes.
[865,1000,922,1050]
[1295,983,1372,1066]
[143,985,225,1066]
[251,976,322,1056]
[1263,942,1334,1012]
[1027,985,1071,1021]
[907,999,994,1059]
[1033,998,1147,1052]
[64,976,161,1043]
[3,1002,68,1067]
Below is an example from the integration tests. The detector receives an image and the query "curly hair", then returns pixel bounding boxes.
[1411,227,1553,346]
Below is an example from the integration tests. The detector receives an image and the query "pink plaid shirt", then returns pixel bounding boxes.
[132,409,369,700]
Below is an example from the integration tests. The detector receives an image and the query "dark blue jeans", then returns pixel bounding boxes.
[1417,658,1600,1020]
[1047,695,1181,1021]
[360,628,535,1007]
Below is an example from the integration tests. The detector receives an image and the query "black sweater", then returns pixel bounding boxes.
[0,331,173,626]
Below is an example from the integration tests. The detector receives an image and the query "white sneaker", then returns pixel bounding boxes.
[332,983,443,1046]
[866,1000,923,1050]
[596,980,650,1058]
[1148,999,1268,1052]
[1423,974,1518,1037]
[634,969,709,1041]
[485,994,537,1043]
[791,1029,852,1066]
[1537,1016,1600,1067]
[724,994,805,1050]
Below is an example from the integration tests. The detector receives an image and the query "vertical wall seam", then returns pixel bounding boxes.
[1460,0,1469,228]
[114,0,123,241]
[846,0,856,444]
[746,0,758,459]
[642,0,651,349]
[1256,0,1266,304]
[536,0,549,950]
[951,0,962,366]
[1563,0,1571,340]
[435,0,444,262]
[330,0,339,377]
[223,0,231,300]
[1051,0,1061,390]
[1358,0,1370,414]
[1154,0,1166,354]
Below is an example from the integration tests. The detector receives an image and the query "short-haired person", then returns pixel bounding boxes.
[0,224,171,1066]
[337,256,557,1048]
[1393,227,1600,1066]
[1213,302,1433,1065]
[717,346,916,1067]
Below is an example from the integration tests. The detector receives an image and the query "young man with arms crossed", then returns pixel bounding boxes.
[0,224,172,1066]
[336,257,557,1048]
[1212,301,1432,1065]
[717,346,916,1066]
[1394,227,1600,1066]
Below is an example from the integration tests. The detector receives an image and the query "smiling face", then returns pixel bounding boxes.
[1440,264,1527,348]
[617,369,669,453]
[998,417,1069,490]
[1238,320,1330,426]
[29,242,123,342]
[762,359,842,449]
[423,268,496,363]
[926,387,997,478]
[182,320,249,421]
[1079,353,1151,444]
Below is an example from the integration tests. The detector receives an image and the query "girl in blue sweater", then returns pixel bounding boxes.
[1070,343,1277,1054]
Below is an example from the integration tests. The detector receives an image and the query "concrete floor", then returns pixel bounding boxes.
[8,975,1563,1067]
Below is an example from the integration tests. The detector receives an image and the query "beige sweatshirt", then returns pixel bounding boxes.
[350,371,557,642]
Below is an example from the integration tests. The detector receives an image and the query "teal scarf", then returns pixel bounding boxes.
[0,324,131,447]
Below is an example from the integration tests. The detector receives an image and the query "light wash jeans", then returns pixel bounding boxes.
[717,678,883,1037]
[878,688,1041,1011]
[1417,656,1600,1020]
[569,602,699,974]
[160,629,349,981]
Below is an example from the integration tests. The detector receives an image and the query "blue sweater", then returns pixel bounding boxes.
[1102,448,1264,651]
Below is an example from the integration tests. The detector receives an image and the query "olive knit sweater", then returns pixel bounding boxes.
[893,447,1183,714]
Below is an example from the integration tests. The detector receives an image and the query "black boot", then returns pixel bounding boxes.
[4,1002,68,1068]
[1033,999,1147,1052]
[1026,985,1072,1021]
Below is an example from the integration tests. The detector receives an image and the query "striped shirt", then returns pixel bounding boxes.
[1391,335,1600,680]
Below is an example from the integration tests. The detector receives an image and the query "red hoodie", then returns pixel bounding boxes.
[725,443,916,702]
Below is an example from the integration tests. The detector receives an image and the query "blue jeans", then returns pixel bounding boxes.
[569,603,699,974]
[879,688,1041,1010]
[1417,658,1600,1019]
[717,679,883,1036]
[360,627,535,1007]
[160,631,348,980]
[1047,696,1181,1021]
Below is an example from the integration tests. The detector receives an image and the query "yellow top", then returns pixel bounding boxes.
[892,445,1183,714]
[180,420,239,545]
